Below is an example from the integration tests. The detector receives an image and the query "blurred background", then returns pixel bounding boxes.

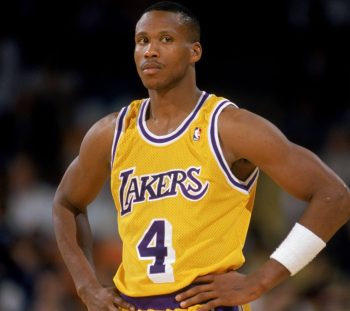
[1,0,350,310]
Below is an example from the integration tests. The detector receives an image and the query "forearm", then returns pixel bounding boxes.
[269,183,350,279]
[299,183,350,242]
[53,201,100,293]
[251,190,348,294]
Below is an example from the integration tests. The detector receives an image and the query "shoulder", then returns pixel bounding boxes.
[219,105,263,125]
[83,98,145,148]
[218,106,261,141]
[218,105,284,138]
[78,112,119,166]
[217,105,291,163]
[83,112,118,144]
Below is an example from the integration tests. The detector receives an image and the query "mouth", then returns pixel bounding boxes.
[141,61,163,74]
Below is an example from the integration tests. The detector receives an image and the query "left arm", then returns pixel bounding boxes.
[175,107,350,309]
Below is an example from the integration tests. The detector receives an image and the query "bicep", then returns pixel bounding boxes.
[54,115,115,212]
[55,155,109,212]
[258,142,338,202]
[221,109,341,202]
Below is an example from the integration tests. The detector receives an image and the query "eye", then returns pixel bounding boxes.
[136,36,148,45]
[161,36,173,43]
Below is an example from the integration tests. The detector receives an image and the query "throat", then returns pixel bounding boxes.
[146,118,182,135]
[145,103,188,135]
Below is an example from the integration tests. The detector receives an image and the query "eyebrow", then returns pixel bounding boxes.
[135,30,177,37]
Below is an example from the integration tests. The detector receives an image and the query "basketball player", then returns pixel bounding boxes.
[52,2,350,311]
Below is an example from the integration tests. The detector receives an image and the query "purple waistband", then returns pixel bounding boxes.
[119,291,240,311]
[119,291,181,310]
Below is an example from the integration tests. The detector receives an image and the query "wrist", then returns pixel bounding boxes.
[252,259,291,294]
[76,279,102,300]
[270,223,326,276]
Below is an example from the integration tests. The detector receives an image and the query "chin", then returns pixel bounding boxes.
[142,80,164,91]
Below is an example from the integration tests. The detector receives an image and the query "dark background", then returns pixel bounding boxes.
[1,0,350,310]
[2,0,350,156]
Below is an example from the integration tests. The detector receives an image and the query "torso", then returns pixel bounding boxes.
[110,91,259,297]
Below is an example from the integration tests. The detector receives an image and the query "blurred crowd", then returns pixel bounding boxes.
[1,0,350,310]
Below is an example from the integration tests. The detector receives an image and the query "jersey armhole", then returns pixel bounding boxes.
[111,106,128,168]
[208,100,259,194]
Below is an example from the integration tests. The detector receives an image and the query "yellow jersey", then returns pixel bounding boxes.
[110,91,259,297]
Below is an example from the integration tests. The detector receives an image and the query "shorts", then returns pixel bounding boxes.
[119,292,251,311]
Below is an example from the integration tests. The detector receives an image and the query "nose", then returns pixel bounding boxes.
[144,43,159,58]
[144,50,157,58]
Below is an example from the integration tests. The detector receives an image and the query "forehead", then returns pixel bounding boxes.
[135,11,187,36]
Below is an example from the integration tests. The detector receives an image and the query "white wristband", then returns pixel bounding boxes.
[270,223,326,276]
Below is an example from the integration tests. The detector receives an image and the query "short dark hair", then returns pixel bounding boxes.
[141,1,201,42]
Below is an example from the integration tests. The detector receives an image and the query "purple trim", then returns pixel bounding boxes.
[216,307,240,311]
[120,291,240,311]
[120,292,180,310]
[210,101,258,191]
[138,92,209,144]
[111,106,127,164]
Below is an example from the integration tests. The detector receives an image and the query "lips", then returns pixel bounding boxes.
[141,61,163,72]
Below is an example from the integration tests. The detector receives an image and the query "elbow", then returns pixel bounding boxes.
[53,192,83,217]
[52,195,60,222]
[52,195,65,231]
[343,185,350,220]
[52,193,64,223]
[331,183,350,221]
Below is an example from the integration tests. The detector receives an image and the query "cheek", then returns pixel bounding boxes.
[133,53,142,75]
[173,52,190,70]
[134,50,139,63]
[134,47,144,62]
[177,49,191,63]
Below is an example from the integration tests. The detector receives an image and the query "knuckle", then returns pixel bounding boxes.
[197,292,208,300]
[207,301,217,309]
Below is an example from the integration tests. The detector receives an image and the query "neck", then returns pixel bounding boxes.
[147,86,202,121]
[145,86,203,136]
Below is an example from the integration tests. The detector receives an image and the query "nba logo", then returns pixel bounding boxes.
[193,127,201,141]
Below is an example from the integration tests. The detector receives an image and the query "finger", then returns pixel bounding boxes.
[196,298,222,311]
[193,274,215,283]
[113,296,136,311]
[175,284,212,301]
[177,291,217,308]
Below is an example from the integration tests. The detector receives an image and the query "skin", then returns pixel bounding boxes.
[52,10,350,311]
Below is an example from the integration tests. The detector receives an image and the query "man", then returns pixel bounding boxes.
[52,1,350,311]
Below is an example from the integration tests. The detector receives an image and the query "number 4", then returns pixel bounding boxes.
[137,219,175,283]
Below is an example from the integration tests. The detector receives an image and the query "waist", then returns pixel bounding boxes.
[120,290,243,311]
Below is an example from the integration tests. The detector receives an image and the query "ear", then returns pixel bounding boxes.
[190,42,202,63]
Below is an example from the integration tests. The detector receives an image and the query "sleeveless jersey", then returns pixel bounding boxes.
[110,91,259,297]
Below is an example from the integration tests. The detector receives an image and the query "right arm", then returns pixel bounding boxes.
[52,113,134,311]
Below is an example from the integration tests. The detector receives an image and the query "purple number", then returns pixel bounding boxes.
[137,219,175,283]
[138,220,167,273]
